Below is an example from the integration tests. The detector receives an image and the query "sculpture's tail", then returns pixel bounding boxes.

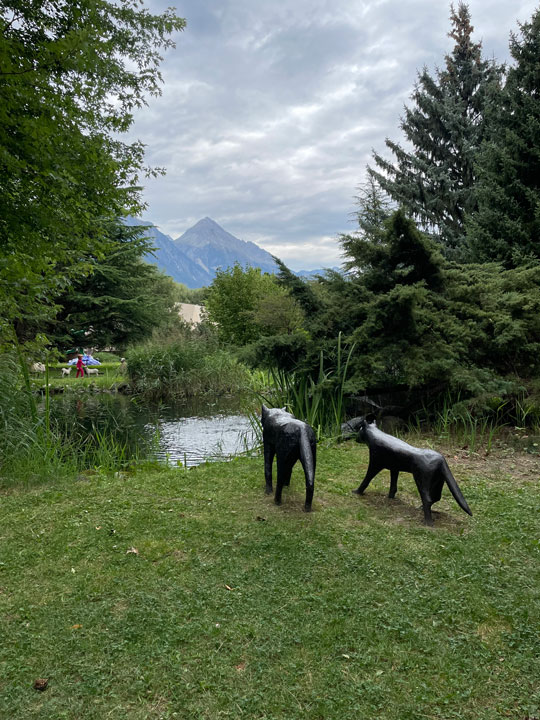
[443,460,472,516]
[299,427,316,487]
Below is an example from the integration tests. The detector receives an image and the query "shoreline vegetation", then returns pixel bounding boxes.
[0,440,538,719]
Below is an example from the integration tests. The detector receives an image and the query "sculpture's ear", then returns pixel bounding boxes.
[261,404,268,417]
[365,413,377,424]
[281,406,287,411]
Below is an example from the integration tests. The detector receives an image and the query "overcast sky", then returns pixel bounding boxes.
[130,0,538,270]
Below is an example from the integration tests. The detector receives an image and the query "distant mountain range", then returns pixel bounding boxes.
[126,216,335,288]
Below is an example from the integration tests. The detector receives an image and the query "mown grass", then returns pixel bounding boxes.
[0,442,538,719]
[32,363,126,392]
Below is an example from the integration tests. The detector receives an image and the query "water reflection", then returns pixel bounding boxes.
[153,413,256,466]
[47,393,258,467]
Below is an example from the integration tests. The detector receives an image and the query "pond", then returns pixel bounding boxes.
[47,393,259,467]
[150,406,257,467]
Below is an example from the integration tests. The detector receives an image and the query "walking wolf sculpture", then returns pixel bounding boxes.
[261,405,317,512]
[352,414,472,525]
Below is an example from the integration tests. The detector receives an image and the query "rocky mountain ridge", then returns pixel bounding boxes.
[127,216,334,288]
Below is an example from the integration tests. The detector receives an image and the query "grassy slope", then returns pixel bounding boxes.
[0,441,538,719]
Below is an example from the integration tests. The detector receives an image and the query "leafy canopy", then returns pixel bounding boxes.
[0,0,185,344]
[204,263,304,346]
[46,223,181,351]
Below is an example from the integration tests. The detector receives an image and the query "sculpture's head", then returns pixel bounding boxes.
[261,404,291,425]
[354,413,377,443]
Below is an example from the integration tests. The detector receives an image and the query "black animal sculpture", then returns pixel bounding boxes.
[261,405,317,512]
[352,414,472,526]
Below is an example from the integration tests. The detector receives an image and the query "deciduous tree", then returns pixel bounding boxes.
[0,0,185,345]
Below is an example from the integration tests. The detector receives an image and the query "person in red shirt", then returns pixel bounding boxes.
[76,354,85,378]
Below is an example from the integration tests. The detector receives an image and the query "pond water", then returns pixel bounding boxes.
[152,412,256,466]
[47,393,259,467]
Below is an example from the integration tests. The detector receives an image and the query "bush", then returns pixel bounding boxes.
[126,338,252,400]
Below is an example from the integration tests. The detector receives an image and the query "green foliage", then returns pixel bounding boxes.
[303,211,540,407]
[273,255,322,317]
[340,176,393,273]
[46,222,181,351]
[204,263,300,346]
[126,336,253,400]
[0,353,141,480]
[0,1,185,344]
[241,331,310,373]
[466,9,540,267]
[370,3,502,258]
[172,282,207,305]
[263,333,356,438]
[249,286,304,336]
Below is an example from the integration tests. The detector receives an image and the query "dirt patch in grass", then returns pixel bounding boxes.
[439,443,540,485]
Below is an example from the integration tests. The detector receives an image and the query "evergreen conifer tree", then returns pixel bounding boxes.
[340,176,393,274]
[370,3,501,259]
[466,9,540,267]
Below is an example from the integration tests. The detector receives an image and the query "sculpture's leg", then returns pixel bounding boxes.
[274,457,293,506]
[264,444,275,494]
[414,472,435,526]
[388,469,399,498]
[353,462,379,494]
[299,441,316,512]
[304,482,314,512]
[421,495,434,526]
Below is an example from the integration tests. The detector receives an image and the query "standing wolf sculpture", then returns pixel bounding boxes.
[261,405,317,512]
[352,414,472,525]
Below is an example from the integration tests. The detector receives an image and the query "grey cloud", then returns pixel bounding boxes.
[129,0,538,269]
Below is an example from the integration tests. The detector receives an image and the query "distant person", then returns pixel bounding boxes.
[76,354,85,378]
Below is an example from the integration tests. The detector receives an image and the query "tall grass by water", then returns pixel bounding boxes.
[126,338,254,401]
[408,390,540,454]
[0,354,149,485]
[261,333,355,439]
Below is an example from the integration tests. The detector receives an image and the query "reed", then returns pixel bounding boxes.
[261,333,355,439]
[411,392,510,454]
[0,352,147,485]
[126,339,252,400]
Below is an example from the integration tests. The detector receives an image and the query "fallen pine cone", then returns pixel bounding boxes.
[33,678,48,691]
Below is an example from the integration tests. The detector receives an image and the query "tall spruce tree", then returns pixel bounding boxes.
[466,9,540,267]
[370,3,501,259]
[340,176,393,274]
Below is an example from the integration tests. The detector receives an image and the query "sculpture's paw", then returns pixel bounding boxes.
[274,498,282,506]
[352,488,364,495]
[423,518,434,527]
[265,487,273,495]
[303,505,312,513]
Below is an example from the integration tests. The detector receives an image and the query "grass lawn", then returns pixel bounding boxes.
[0,440,539,719]
[31,363,126,392]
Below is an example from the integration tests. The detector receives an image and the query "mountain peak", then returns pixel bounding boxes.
[131,215,336,288]
[173,217,277,278]
[195,216,219,227]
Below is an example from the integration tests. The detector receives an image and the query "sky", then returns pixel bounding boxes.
[129,0,538,270]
